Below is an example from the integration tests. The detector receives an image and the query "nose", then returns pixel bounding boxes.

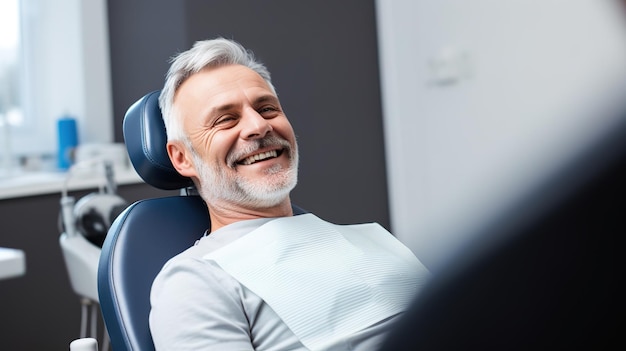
[240,107,272,140]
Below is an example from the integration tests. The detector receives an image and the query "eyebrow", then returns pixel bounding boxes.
[209,94,279,115]
[209,103,237,116]
[253,94,280,106]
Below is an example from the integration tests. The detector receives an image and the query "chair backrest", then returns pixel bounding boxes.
[99,195,209,351]
[98,90,305,351]
[98,90,206,351]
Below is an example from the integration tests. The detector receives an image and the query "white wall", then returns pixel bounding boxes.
[376,0,626,270]
[14,0,113,156]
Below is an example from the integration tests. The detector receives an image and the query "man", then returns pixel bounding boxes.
[149,37,429,350]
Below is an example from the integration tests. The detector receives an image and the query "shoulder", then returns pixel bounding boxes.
[149,254,254,348]
[151,252,239,301]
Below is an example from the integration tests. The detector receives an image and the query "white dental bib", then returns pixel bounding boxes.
[203,214,429,350]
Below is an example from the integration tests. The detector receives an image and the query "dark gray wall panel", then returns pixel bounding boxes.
[183,0,389,227]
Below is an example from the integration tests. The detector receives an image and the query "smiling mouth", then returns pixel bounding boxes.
[237,149,284,165]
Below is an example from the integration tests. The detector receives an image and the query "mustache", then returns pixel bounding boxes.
[226,135,292,167]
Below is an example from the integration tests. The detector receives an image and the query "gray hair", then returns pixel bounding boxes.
[159,37,276,143]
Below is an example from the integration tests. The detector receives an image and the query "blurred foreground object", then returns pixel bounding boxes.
[379,82,626,349]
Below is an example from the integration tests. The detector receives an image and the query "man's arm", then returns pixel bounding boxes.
[149,257,254,350]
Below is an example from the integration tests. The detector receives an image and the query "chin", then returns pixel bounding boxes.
[242,177,297,208]
[239,168,298,207]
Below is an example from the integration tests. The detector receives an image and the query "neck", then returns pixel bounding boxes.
[207,198,293,232]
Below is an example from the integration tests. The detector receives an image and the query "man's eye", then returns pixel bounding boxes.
[214,115,237,126]
[258,106,279,117]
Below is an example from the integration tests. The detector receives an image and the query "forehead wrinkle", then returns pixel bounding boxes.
[179,66,278,127]
[253,94,280,105]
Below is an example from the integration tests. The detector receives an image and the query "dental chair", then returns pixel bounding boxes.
[97,90,306,351]
[97,90,207,351]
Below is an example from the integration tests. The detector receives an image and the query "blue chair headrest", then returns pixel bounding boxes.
[123,90,195,190]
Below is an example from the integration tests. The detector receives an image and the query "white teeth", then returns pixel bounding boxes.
[241,150,278,165]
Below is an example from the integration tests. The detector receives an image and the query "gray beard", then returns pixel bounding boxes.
[191,137,298,209]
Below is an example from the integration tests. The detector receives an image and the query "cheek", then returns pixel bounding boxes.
[185,128,214,161]
[192,129,237,164]
[274,119,297,143]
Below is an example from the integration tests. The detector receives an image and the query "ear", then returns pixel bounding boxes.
[167,141,198,178]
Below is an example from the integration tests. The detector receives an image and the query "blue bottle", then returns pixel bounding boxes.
[57,116,78,170]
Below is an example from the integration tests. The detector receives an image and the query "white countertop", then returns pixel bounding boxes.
[0,166,144,200]
[0,247,26,280]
